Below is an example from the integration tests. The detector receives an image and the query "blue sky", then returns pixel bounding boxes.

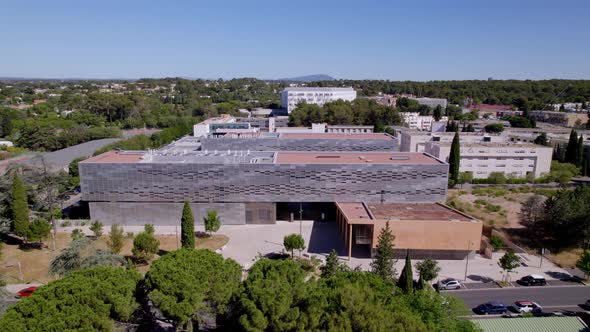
[1,0,589,80]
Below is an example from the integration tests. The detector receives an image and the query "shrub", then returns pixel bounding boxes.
[489,235,505,251]
[89,220,103,237]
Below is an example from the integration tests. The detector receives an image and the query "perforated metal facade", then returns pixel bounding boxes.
[80,159,448,225]
[200,136,397,152]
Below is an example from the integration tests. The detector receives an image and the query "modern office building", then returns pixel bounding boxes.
[424,142,552,179]
[80,118,486,259]
[80,146,448,226]
[281,87,356,113]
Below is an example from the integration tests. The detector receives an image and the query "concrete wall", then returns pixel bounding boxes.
[200,136,398,152]
[89,202,246,226]
[372,219,483,252]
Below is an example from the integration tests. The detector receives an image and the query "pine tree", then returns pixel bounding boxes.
[433,105,443,121]
[10,174,30,240]
[576,135,584,168]
[448,132,461,185]
[397,251,414,293]
[203,210,221,236]
[181,201,195,249]
[321,249,342,278]
[565,129,579,164]
[370,222,396,279]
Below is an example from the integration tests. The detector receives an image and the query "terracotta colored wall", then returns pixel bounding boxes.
[371,219,482,251]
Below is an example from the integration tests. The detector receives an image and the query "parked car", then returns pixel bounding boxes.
[513,301,542,313]
[474,301,508,315]
[518,274,547,286]
[16,286,38,298]
[437,278,461,290]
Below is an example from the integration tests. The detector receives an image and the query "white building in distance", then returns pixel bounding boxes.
[400,112,448,131]
[281,87,356,113]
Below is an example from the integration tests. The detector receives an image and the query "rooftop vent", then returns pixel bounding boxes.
[316,155,341,159]
[390,156,410,160]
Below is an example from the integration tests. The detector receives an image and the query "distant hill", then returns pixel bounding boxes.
[275,74,336,82]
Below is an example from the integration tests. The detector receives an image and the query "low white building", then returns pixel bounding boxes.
[397,129,505,152]
[281,87,356,113]
[400,112,448,131]
[424,142,552,179]
[193,115,258,137]
[0,140,14,147]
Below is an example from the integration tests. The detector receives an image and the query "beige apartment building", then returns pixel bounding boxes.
[397,128,505,152]
[530,111,589,127]
[424,142,552,179]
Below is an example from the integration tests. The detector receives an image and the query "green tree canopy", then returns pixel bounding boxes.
[448,132,461,185]
[398,251,414,293]
[320,249,347,278]
[132,224,160,261]
[283,233,305,258]
[49,237,125,276]
[235,259,308,331]
[415,258,441,282]
[107,224,125,254]
[181,201,195,249]
[498,250,521,282]
[146,249,241,330]
[0,267,141,331]
[577,249,590,279]
[204,210,221,235]
[10,174,29,240]
[371,221,396,279]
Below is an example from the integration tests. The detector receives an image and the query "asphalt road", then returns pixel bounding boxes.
[445,285,590,312]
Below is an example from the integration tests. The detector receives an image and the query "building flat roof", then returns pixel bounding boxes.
[366,202,474,221]
[280,133,393,140]
[337,202,477,222]
[430,142,550,149]
[82,150,145,163]
[275,152,441,165]
[82,150,442,166]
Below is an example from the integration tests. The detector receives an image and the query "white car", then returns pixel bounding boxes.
[514,301,542,313]
[438,278,461,290]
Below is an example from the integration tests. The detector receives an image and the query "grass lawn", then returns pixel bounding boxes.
[548,248,583,269]
[0,232,229,284]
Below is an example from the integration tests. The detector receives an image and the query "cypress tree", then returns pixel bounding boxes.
[577,135,584,168]
[370,222,396,279]
[565,129,579,164]
[180,201,195,248]
[10,174,30,240]
[320,249,341,278]
[449,132,461,184]
[397,251,414,293]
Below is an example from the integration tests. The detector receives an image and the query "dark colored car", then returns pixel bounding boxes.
[518,274,547,286]
[474,301,508,315]
[16,286,38,298]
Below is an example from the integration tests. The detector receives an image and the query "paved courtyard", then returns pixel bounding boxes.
[62,220,574,282]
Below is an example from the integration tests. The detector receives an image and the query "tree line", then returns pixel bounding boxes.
[0,223,475,331]
[309,79,590,108]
